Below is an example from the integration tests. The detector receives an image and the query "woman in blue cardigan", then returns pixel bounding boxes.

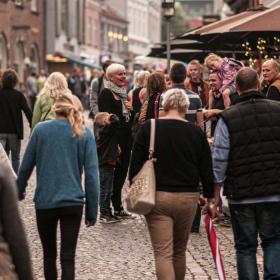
[17,94,100,280]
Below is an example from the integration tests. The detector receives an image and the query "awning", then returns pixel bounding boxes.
[63,55,101,70]
[46,53,101,70]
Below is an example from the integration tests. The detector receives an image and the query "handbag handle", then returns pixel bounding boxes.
[148,119,156,159]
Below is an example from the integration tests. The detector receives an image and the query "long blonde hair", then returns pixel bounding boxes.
[52,94,85,138]
[38,72,71,100]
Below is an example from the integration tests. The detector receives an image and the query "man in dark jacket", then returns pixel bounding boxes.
[89,60,114,118]
[0,69,32,173]
[262,59,280,101]
[212,67,280,279]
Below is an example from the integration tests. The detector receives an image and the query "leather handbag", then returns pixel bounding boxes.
[126,119,156,215]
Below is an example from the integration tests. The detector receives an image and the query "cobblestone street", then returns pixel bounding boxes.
[18,116,264,280]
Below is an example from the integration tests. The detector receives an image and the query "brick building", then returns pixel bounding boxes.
[0,0,45,84]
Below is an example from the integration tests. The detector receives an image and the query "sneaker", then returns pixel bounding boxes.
[220,217,231,227]
[114,210,136,219]
[99,213,121,224]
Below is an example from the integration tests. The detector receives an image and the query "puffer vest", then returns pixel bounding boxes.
[221,92,280,200]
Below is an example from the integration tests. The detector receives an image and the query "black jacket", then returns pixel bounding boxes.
[221,91,280,199]
[0,88,32,139]
[97,123,119,167]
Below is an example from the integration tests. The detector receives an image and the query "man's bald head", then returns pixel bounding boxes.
[262,59,280,83]
[235,67,259,95]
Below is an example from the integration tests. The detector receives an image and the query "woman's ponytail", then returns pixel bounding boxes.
[52,95,85,138]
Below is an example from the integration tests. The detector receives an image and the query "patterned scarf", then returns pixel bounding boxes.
[104,79,130,122]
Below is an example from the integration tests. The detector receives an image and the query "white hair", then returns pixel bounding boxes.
[106,63,126,78]
[135,70,150,87]
[162,88,190,114]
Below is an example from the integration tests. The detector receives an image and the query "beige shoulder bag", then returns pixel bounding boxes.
[126,119,156,215]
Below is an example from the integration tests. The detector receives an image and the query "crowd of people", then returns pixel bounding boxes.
[0,54,280,280]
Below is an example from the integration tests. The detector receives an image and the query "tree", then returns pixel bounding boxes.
[161,3,190,42]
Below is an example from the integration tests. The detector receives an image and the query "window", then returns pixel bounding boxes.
[0,33,7,69]
[14,41,25,83]
[31,0,37,12]
[14,0,23,7]
[30,44,40,73]
[61,0,68,36]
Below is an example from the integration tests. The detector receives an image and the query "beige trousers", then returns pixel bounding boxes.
[145,191,199,280]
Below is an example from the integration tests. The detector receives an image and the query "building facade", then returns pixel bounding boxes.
[46,0,102,73]
[81,0,101,66]
[45,0,85,73]
[104,0,161,69]
[0,0,45,84]
[100,2,129,65]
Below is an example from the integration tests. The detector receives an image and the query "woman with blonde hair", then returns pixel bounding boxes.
[32,72,71,129]
[129,88,215,280]
[17,94,100,280]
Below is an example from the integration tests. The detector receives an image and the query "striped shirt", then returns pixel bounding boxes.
[159,84,202,124]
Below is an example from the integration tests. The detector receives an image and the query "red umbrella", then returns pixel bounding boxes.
[204,214,226,280]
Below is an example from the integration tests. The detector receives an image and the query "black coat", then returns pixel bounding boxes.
[0,88,32,139]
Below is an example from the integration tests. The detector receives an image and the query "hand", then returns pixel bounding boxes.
[124,100,132,111]
[204,109,221,120]
[202,201,219,219]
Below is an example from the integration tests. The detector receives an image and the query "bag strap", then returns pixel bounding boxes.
[42,108,52,121]
[148,119,156,159]
[154,94,160,119]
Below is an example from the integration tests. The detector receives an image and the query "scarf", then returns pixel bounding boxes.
[104,79,130,122]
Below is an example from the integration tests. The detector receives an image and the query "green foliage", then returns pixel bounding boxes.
[161,3,190,41]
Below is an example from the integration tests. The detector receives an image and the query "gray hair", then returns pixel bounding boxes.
[162,88,190,114]
[106,63,126,78]
[135,70,150,87]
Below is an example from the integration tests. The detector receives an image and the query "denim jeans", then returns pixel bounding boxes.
[229,202,280,280]
[0,133,21,173]
[99,165,115,214]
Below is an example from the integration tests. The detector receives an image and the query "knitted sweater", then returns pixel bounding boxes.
[17,119,100,224]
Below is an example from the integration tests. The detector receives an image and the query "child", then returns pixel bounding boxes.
[94,112,120,223]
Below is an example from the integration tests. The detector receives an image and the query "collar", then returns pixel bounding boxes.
[235,91,264,104]
[172,83,185,89]
[270,73,280,85]
[190,79,203,85]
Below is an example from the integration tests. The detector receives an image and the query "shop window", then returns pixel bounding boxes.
[0,33,8,69]
[31,0,37,12]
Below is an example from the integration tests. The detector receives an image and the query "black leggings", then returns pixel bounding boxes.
[36,206,83,280]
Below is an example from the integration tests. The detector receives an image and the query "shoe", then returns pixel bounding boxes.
[99,213,121,224]
[191,228,200,234]
[220,218,231,227]
[114,209,136,219]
